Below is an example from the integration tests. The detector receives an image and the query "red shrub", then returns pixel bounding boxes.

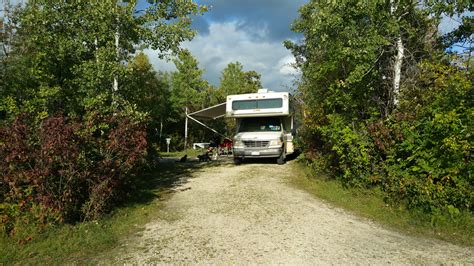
[0,113,148,231]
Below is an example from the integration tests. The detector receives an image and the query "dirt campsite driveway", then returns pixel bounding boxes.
[100,159,473,264]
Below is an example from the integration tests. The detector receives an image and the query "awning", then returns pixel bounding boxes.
[188,102,226,121]
[185,102,228,141]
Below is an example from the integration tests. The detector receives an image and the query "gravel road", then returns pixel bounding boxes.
[101,159,473,264]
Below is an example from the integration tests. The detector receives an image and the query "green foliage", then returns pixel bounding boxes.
[171,49,208,112]
[0,1,204,121]
[383,61,473,213]
[286,0,434,120]
[288,0,473,216]
[320,115,377,186]
[425,0,473,16]
[298,58,473,215]
[425,0,472,62]
[121,52,172,148]
[163,49,211,148]
[122,53,170,117]
[212,61,263,136]
[219,61,262,97]
[0,0,206,235]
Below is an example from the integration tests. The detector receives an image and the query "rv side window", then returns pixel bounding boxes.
[232,99,283,110]
[232,100,257,110]
[258,99,283,109]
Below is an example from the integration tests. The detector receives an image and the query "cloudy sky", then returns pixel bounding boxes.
[140,1,471,92]
[141,0,307,92]
[1,0,305,91]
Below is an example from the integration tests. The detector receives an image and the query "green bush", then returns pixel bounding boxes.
[301,61,473,215]
[382,61,473,213]
[319,115,377,186]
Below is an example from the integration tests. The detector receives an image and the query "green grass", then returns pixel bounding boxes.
[1,204,160,264]
[288,160,474,247]
[0,160,217,264]
[160,148,202,158]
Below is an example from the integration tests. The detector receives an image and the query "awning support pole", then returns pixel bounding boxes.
[184,107,188,150]
[186,114,227,138]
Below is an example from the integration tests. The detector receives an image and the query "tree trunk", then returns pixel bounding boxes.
[393,36,404,107]
[391,0,404,108]
[113,26,119,92]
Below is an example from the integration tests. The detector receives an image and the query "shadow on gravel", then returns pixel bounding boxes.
[237,149,302,165]
[125,150,301,207]
[124,156,234,208]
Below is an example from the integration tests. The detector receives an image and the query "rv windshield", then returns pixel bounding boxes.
[238,117,282,132]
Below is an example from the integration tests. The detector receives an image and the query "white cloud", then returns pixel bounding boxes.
[145,21,300,92]
[277,55,299,76]
[439,15,462,34]
[438,11,473,34]
[143,49,177,73]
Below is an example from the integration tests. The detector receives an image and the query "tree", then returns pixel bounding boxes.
[219,61,262,100]
[285,1,434,121]
[122,52,170,116]
[121,52,172,143]
[0,1,205,121]
[167,49,210,149]
[210,62,263,137]
[0,1,207,226]
[426,0,473,69]
[286,0,474,214]
[170,49,208,113]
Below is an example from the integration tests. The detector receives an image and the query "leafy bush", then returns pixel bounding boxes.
[382,61,473,213]
[300,61,473,215]
[0,111,147,234]
[318,115,377,187]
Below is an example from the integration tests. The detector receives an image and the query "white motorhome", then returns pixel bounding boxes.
[226,89,294,164]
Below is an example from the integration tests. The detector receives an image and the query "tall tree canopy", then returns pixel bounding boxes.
[0,0,205,121]
[219,61,262,99]
[426,0,473,56]
[285,1,434,121]
[0,0,207,225]
[171,49,208,113]
[122,52,172,128]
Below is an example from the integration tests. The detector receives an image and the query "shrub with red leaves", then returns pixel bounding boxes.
[0,113,147,232]
[80,115,148,220]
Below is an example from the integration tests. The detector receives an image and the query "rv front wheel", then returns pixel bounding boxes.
[277,154,285,165]
[233,157,242,165]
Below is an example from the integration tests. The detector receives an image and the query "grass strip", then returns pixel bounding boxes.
[289,160,474,247]
[0,161,199,264]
